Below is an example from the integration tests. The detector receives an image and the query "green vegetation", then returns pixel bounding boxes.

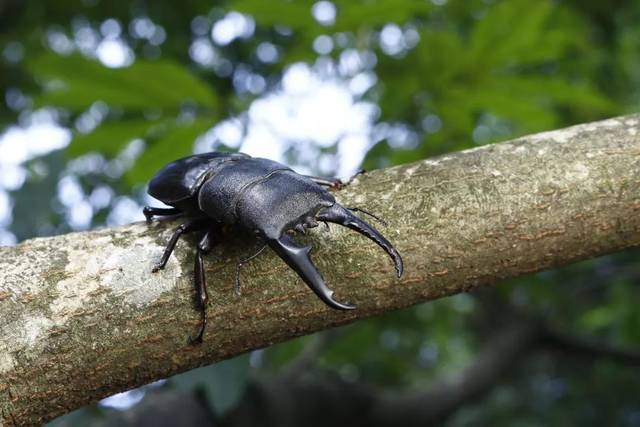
[1,0,638,425]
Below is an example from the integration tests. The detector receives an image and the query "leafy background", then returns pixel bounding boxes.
[0,0,639,425]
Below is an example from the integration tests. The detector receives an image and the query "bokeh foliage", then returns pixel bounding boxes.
[1,0,639,425]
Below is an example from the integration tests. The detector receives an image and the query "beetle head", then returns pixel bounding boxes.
[266,202,403,310]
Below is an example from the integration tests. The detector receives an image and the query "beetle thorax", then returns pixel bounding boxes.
[197,159,335,239]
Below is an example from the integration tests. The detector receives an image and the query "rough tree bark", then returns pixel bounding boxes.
[1,115,639,426]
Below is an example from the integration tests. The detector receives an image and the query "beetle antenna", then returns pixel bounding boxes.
[347,207,388,226]
[317,204,403,277]
[235,244,267,295]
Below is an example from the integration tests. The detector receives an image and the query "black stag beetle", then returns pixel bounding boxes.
[144,152,403,342]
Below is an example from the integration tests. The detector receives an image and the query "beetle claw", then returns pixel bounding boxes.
[267,234,355,310]
[317,203,403,277]
[143,206,182,222]
[189,322,205,345]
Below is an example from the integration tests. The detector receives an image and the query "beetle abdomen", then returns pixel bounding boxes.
[149,152,249,205]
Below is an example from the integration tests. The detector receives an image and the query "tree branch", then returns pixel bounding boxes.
[543,327,640,366]
[367,320,540,426]
[101,318,640,427]
[1,115,639,425]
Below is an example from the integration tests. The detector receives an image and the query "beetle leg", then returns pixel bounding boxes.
[143,206,182,222]
[344,169,366,186]
[234,244,267,296]
[306,170,367,190]
[152,218,208,272]
[191,230,218,344]
[304,175,344,190]
[317,203,403,277]
[267,234,355,310]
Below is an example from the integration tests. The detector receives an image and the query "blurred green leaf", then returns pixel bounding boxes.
[230,0,431,34]
[266,335,309,368]
[29,53,218,111]
[374,0,616,160]
[230,0,316,29]
[126,118,214,185]
[581,306,614,330]
[362,140,393,170]
[494,76,614,110]
[68,119,167,158]
[170,354,250,415]
[334,0,432,30]
[469,0,567,66]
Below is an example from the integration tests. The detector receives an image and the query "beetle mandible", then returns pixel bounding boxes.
[144,152,403,342]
